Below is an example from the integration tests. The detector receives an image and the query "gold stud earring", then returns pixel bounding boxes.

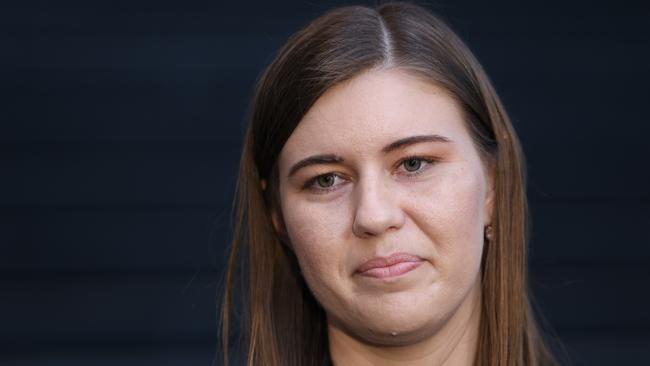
[484,225,494,241]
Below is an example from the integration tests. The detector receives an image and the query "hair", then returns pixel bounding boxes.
[221,2,559,365]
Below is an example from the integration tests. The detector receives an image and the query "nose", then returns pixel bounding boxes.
[352,174,405,238]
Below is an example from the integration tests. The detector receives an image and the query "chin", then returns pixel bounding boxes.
[355,315,443,347]
[341,294,448,346]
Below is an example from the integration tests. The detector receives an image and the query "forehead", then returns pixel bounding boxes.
[279,69,471,163]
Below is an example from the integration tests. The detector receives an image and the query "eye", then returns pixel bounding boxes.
[397,156,435,176]
[316,173,336,188]
[403,158,422,172]
[303,172,346,193]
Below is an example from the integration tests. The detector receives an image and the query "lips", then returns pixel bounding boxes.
[356,253,423,279]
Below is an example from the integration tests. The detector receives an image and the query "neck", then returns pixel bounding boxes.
[328,284,481,366]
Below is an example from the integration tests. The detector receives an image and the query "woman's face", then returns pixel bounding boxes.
[275,69,494,344]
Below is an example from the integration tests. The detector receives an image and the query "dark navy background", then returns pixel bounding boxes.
[1,0,649,365]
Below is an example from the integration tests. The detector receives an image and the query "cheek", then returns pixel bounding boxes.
[280,196,350,297]
[407,164,486,277]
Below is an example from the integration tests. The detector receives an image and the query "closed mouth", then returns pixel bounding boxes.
[356,253,423,279]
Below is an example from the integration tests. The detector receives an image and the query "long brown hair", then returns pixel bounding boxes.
[222,2,558,365]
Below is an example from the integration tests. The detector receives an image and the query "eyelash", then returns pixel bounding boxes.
[303,156,436,193]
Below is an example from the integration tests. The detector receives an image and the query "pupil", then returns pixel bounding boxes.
[405,159,421,171]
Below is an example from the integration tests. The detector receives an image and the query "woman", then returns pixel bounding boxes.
[222,2,558,365]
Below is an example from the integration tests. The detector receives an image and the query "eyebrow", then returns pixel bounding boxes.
[287,134,452,178]
[288,154,344,178]
[381,134,452,153]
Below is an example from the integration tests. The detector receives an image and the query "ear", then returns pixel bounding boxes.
[483,161,496,225]
[271,209,287,237]
[261,178,292,247]
[266,188,291,247]
[271,208,294,250]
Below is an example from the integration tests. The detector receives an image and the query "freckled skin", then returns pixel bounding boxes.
[276,69,494,363]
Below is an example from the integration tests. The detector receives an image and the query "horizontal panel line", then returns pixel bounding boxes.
[529,259,650,270]
[0,268,224,280]
[0,202,227,212]
[0,334,218,356]
[552,325,650,337]
[528,195,650,205]
[0,139,243,153]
